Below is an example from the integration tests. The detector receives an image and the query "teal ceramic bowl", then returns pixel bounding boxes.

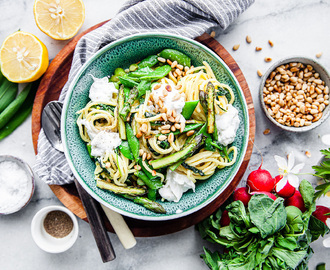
[62,33,249,221]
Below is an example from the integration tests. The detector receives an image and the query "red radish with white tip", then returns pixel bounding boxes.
[251,191,277,200]
[312,205,330,225]
[274,175,296,198]
[233,187,251,207]
[220,210,230,227]
[246,165,274,192]
[285,190,306,212]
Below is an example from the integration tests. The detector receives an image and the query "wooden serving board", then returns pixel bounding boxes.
[32,21,255,237]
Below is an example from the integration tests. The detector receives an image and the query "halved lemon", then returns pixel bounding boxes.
[0,31,49,83]
[33,0,85,40]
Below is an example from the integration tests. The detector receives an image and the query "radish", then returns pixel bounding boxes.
[246,165,274,192]
[285,190,306,212]
[233,187,251,207]
[312,205,330,225]
[251,191,277,200]
[274,175,296,198]
[220,210,230,227]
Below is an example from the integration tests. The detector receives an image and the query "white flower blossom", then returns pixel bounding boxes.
[274,152,305,188]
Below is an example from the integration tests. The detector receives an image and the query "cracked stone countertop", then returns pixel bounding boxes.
[0,0,330,269]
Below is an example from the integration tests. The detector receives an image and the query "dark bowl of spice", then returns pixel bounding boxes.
[31,205,79,253]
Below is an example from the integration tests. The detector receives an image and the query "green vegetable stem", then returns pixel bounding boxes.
[151,134,205,169]
[206,82,215,134]
[138,55,159,68]
[0,77,18,113]
[181,100,199,120]
[159,49,191,67]
[118,141,134,160]
[117,85,126,139]
[119,75,139,88]
[123,194,166,214]
[139,65,172,81]
[120,86,139,120]
[125,123,140,162]
[0,80,39,141]
[134,171,163,190]
[0,82,34,129]
[97,179,146,196]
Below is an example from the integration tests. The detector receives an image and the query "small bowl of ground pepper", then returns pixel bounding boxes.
[259,56,330,132]
[31,205,79,253]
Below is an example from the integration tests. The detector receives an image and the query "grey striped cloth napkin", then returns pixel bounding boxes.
[34,0,254,185]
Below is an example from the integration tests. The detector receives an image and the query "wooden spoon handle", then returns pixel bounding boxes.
[74,179,115,262]
[100,204,137,249]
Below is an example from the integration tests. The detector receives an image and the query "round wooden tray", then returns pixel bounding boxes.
[32,21,255,237]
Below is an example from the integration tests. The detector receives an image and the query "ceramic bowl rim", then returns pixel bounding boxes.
[61,32,249,221]
[259,56,330,132]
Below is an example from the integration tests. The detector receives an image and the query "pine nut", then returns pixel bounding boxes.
[171,125,176,132]
[161,113,167,121]
[180,122,185,132]
[136,132,143,138]
[257,70,263,77]
[268,40,274,47]
[175,123,181,129]
[210,31,216,38]
[139,149,144,156]
[246,35,252,43]
[186,130,195,136]
[140,123,148,133]
[171,61,178,69]
[142,152,147,161]
[233,44,240,51]
[154,84,161,90]
[166,59,173,65]
[157,57,166,63]
[256,47,262,51]
[316,52,323,58]
[161,124,171,130]
[265,57,272,62]
[161,129,171,134]
[168,116,175,123]
[158,135,167,141]
[168,133,174,143]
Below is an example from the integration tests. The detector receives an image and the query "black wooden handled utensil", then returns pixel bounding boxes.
[42,101,115,262]
[74,178,116,262]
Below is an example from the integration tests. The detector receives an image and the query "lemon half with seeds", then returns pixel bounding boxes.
[34,0,85,40]
[0,31,49,83]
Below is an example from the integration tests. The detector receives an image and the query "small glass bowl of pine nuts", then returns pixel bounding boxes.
[259,56,330,132]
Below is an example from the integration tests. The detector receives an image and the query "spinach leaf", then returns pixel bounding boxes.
[270,247,307,269]
[308,215,330,242]
[248,195,286,238]
[299,179,315,212]
[200,248,221,270]
[226,200,250,228]
[275,236,298,251]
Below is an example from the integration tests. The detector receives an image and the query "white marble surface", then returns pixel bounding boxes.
[1,0,330,269]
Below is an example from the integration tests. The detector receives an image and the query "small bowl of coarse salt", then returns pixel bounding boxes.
[0,155,35,215]
[259,56,330,132]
